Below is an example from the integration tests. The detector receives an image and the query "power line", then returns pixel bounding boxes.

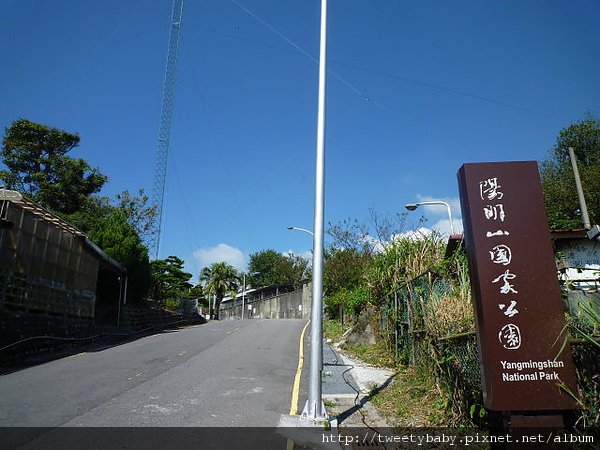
[167,147,200,275]
[229,0,555,120]
[180,37,255,250]
[332,60,554,117]
[228,0,474,158]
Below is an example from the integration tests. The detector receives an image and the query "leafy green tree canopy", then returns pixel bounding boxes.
[247,249,308,288]
[88,211,151,305]
[200,262,240,320]
[0,119,107,214]
[185,284,207,306]
[326,285,371,317]
[150,256,193,308]
[323,248,371,296]
[116,189,158,245]
[540,116,600,230]
[66,189,157,243]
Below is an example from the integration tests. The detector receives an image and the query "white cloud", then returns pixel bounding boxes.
[193,243,247,271]
[415,195,462,218]
[361,235,387,253]
[392,227,434,242]
[431,218,464,236]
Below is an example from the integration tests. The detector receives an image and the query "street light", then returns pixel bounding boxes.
[287,226,314,237]
[405,201,456,235]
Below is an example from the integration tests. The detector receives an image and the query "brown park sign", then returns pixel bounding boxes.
[458,161,578,411]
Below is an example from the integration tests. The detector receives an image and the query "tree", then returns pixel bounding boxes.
[67,189,157,243]
[200,262,239,320]
[247,249,308,288]
[326,285,371,317]
[88,211,152,305]
[540,116,600,230]
[327,218,372,254]
[323,248,371,295]
[0,119,107,214]
[184,284,207,307]
[326,210,408,256]
[64,195,115,235]
[150,256,193,309]
[323,248,372,318]
[116,189,158,245]
[286,253,311,285]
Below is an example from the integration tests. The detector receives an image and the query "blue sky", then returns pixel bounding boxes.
[1,0,599,276]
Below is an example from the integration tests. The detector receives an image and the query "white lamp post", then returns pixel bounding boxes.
[405,201,456,235]
[301,0,328,423]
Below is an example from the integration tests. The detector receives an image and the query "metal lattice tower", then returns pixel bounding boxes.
[150,0,184,259]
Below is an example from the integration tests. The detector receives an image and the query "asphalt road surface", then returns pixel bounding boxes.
[0,319,308,428]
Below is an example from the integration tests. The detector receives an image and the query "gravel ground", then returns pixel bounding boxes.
[324,343,395,429]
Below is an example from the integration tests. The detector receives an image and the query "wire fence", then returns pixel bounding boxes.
[379,270,600,428]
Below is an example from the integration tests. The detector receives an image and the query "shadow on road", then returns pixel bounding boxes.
[0,318,206,376]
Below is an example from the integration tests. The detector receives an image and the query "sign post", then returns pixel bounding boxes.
[458,161,578,431]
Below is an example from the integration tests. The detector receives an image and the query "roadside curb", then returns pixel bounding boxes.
[323,343,395,430]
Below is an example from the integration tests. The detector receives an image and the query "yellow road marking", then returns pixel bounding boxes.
[178,351,186,357]
[286,438,295,450]
[289,320,310,416]
[66,352,86,359]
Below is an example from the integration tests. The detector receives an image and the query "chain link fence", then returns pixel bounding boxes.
[379,269,600,428]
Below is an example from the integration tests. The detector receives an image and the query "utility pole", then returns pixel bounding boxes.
[302,0,328,423]
[568,147,591,230]
[241,273,246,320]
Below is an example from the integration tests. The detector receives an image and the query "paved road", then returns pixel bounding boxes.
[0,319,308,428]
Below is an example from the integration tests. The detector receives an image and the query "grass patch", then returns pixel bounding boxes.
[342,341,399,369]
[323,319,351,343]
[323,399,337,408]
[370,365,450,427]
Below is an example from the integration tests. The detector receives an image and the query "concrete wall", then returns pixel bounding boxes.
[220,283,311,320]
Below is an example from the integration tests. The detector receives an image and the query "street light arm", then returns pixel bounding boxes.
[404,201,456,235]
[287,226,314,237]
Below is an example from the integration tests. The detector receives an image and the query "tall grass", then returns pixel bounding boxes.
[424,254,474,340]
[366,231,445,301]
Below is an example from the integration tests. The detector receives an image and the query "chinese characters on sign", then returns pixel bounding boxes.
[458,162,578,411]
[480,179,521,343]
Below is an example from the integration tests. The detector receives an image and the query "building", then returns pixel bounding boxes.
[0,189,126,323]
[551,229,600,314]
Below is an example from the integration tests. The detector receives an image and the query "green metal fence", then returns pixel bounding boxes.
[380,269,600,428]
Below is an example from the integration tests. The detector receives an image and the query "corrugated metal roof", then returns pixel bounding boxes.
[0,189,125,273]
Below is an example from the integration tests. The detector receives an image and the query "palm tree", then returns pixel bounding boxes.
[200,262,240,320]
